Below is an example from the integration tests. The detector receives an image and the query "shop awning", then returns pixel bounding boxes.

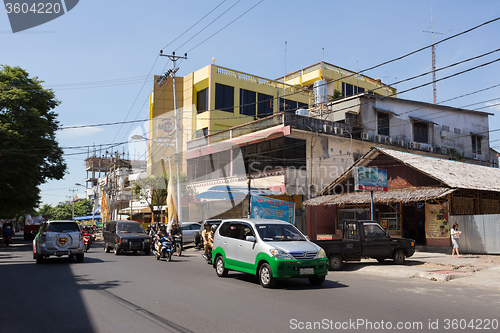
[374,107,399,116]
[304,187,455,206]
[74,215,101,221]
[409,115,437,125]
[195,185,282,200]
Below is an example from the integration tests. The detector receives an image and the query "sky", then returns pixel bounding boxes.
[2,0,500,208]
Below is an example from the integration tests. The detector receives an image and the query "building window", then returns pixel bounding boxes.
[196,88,208,114]
[257,93,273,118]
[354,86,365,95]
[342,83,353,97]
[413,122,428,143]
[240,89,256,116]
[377,112,390,136]
[215,83,234,113]
[279,98,297,113]
[472,135,482,155]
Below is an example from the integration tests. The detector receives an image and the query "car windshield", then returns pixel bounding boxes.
[256,224,306,242]
[117,223,144,233]
[47,223,79,232]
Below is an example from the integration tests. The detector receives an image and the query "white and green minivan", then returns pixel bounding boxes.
[212,219,328,288]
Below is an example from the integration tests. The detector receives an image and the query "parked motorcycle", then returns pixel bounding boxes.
[153,236,172,261]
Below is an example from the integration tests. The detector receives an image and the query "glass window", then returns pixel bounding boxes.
[256,224,306,242]
[279,98,297,113]
[117,223,144,233]
[47,222,79,232]
[196,88,208,114]
[257,93,273,118]
[377,112,389,136]
[363,223,387,238]
[218,222,230,237]
[215,83,234,113]
[413,122,428,143]
[227,223,243,239]
[343,83,354,97]
[240,89,256,116]
[472,135,482,155]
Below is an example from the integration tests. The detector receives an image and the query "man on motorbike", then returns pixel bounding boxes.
[155,225,167,253]
[3,226,13,243]
[168,222,182,247]
[201,222,213,260]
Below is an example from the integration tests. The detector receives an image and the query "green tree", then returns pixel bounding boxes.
[49,199,92,220]
[37,203,55,219]
[0,65,66,217]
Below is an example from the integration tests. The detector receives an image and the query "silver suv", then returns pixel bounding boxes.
[33,220,85,263]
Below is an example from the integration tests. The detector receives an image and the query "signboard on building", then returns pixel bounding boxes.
[425,203,449,238]
[354,167,388,191]
[250,195,295,224]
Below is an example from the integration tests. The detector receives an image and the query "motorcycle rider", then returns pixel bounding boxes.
[155,225,167,254]
[3,226,13,244]
[202,222,213,260]
[168,222,182,251]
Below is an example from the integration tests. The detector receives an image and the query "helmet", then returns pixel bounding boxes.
[211,224,218,231]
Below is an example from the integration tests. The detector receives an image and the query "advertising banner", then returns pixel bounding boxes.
[250,195,295,224]
[354,167,388,191]
[425,202,449,238]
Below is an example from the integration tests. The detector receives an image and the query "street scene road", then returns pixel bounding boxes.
[1,234,499,333]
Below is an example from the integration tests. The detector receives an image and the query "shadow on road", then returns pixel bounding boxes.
[228,272,348,290]
[336,258,426,272]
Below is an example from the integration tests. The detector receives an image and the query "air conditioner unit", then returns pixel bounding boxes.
[416,143,423,150]
[384,136,392,144]
[472,153,479,160]
[441,148,448,155]
[427,146,434,152]
[375,135,383,143]
[323,125,333,133]
[334,127,343,135]
[407,141,416,149]
[361,132,370,140]
[397,140,405,147]
[440,131,448,138]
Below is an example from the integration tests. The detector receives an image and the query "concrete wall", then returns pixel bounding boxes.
[450,215,500,254]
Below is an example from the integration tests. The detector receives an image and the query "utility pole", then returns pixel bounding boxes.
[68,189,77,219]
[159,50,187,226]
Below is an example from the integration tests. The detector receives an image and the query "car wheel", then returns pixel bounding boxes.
[76,253,84,263]
[114,244,120,255]
[376,258,385,263]
[215,256,228,277]
[194,233,200,247]
[104,242,110,253]
[393,249,405,265]
[35,253,44,264]
[259,263,276,288]
[328,255,344,270]
[166,252,172,262]
[308,275,326,286]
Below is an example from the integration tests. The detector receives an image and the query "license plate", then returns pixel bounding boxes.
[300,268,314,275]
[55,251,68,256]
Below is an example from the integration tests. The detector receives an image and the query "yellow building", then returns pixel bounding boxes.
[148,62,396,177]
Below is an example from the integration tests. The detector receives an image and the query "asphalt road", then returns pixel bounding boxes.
[1,235,499,333]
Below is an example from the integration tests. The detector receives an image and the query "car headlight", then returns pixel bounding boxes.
[315,248,327,259]
[144,238,150,243]
[269,249,293,259]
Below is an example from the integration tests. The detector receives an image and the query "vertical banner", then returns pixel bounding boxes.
[250,195,295,224]
[425,203,449,238]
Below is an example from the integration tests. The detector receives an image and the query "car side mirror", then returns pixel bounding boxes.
[246,236,256,242]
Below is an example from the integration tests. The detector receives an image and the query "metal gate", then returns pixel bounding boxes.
[450,215,500,254]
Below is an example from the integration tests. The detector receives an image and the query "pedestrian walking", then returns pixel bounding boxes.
[451,223,462,258]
